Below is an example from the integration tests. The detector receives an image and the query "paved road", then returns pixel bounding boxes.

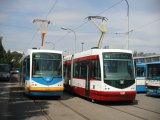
[0,81,160,120]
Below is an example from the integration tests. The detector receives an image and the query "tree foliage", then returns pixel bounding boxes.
[0,37,23,69]
[133,50,156,57]
[0,37,6,63]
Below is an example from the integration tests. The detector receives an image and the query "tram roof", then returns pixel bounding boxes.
[20,49,62,61]
[78,48,132,55]
[26,49,62,55]
[64,48,132,60]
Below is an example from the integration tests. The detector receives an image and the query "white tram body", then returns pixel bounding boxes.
[64,49,136,101]
[20,49,64,96]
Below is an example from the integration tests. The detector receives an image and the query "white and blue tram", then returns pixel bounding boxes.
[135,63,147,92]
[146,62,160,96]
[64,49,136,101]
[20,49,64,96]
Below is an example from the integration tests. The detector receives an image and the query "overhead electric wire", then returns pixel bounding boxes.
[114,17,160,35]
[129,17,160,32]
[58,0,159,50]
[54,32,69,44]
[58,0,123,44]
[23,29,39,52]
[45,0,58,19]
[73,21,89,31]
[73,0,123,31]
[45,0,58,30]
[96,0,123,15]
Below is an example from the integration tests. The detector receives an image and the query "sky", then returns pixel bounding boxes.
[0,0,160,54]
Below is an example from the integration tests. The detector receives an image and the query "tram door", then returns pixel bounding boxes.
[85,63,90,97]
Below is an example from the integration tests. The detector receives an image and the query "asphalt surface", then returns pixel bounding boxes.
[0,80,160,120]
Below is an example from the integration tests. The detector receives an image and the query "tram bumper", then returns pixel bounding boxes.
[90,90,136,101]
[25,87,64,96]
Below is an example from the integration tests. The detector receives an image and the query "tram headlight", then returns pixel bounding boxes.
[31,84,37,86]
[58,83,63,86]
[31,82,37,86]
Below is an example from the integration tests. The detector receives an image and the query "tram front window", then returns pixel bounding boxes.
[32,53,62,78]
[103,53,135,88]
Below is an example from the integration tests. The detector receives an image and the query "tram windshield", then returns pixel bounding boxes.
[32,53,62,78]
[103,53,134,81]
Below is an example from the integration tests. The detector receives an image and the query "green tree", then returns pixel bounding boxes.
[10,51,23,69]
[0,36,23,69]
[133,51,138,57]
[0,37,6,63]
[133,50,157,57]
[5,50,12,65]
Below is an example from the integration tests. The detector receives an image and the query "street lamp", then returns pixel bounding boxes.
[61,27,77,53]
[81,42,84,51]
[124,0,129,49]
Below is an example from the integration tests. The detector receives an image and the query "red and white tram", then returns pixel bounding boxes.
[64,48,136,101]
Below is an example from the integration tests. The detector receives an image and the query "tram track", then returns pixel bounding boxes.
[2,82,159,120]
[34,100,53,120]
[108,106,148,120]
[31,92,160,120]
[59,100,90,120]
[14,85,54,120]
[33,96,160,120]
[107,104,160,120]
[132,105,160,114]
[33,99,90,120]
[59,98,159,120]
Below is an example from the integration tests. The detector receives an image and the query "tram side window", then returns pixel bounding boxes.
[26,57,30,79]
[73,61,87,79]
[81,61,87,78]
[23,60,26,80]
[23,57,30,80]
[153,57,159,62]
[63,64,66,78]
[20,62,23,80]
[136,67,145,77]
[67,64,71,79]
[73,59,101,80]
[64,63,71,80]
[148,64,160,78]
[90,59,101,80]
[73,62,79,78]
